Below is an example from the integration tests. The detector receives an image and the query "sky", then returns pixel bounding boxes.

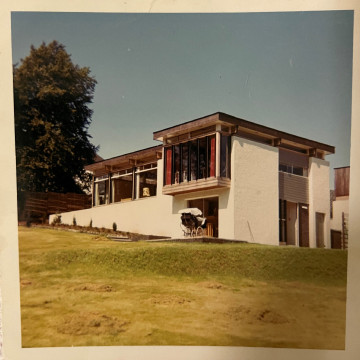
[11,11,354,188]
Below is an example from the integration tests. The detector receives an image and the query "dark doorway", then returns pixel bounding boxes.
[299,203,309,247]
[316,212,325,248]
[331,230,342,249]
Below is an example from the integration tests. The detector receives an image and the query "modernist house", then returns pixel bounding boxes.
[50,112,335,247]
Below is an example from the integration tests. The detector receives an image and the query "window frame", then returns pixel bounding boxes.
[163,132,230,186]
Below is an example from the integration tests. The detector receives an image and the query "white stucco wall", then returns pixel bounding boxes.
[331,197,349,231]
[308,157,331,248]
[49,159,182,238]
[232,137,279,245]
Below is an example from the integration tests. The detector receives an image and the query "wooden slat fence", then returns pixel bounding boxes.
[18,191,91,223]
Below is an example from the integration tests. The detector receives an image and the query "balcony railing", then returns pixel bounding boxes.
[162,176,230,195]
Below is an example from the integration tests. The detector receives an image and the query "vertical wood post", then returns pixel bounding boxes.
[108,173,112,204]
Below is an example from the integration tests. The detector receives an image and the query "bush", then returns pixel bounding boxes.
[112,222,117,232]
[89,219,93,228]
[51,214,62,226]
[73,216,77,226]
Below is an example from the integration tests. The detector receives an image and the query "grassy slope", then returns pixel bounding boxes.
[19,227,347,349]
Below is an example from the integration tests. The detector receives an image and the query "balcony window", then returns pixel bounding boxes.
[174,144,181,184]
[163,133,228,186]
[220,134,231,178]
[198,137,207,179]
[190,140,198,181]
[181,142,189,182]
[208,136,216,177]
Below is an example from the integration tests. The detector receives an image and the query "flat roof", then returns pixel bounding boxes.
[153,112,335,155]
[85,145,162,175]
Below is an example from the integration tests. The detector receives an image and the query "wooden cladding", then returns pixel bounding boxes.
[18,191,91,223]
[279,148,308,168]
[279,171,309,204]
[165,126,217,145]
[334,167,350,197]
[165,148,172,185]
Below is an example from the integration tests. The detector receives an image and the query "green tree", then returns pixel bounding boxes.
[13,40,98,194]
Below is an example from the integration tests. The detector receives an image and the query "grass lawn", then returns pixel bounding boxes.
[18,227,347,349]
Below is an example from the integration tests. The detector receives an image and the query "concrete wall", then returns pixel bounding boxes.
[49,156,235,239]
[50,159,182,238]
[331,197,349,231]
[232,137,279,245]
[308,157,331,248]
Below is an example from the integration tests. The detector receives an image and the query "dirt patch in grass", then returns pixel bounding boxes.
[93,236,110,242]
[256,309,289,324]
[199,281,227,289]
[227,305,289,324]
[57,312,130,335]
[149,294,192,305]
[72,283,114,292]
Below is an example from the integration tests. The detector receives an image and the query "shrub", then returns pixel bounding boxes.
[89,219,93,228]
[73,216,77,226]
[112,222,117,232]
[51,214,62,225]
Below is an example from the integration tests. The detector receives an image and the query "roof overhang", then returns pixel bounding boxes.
[153,112,335,156]
[85,145,162,176]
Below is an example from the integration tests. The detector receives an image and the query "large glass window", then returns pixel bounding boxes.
[93,163,157,206]
[112,173,133,202]
[163,133,228,186]
[173,144,181,184]
[220,134,231,178]
[137,163,157,198]
[181,142,189,182]
[94,175,109,206]
[190,140,198,181]
[198,137,207,179]
[208,135,216,177]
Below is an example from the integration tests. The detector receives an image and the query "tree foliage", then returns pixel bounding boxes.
[13,41,98,194]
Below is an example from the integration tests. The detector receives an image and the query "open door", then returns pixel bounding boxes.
[188,197,218,237]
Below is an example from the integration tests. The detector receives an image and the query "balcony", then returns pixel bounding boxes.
[162,176,231,196]
[279,171,309,204]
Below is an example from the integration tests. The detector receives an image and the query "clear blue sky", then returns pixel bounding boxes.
[11,11,353,188]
